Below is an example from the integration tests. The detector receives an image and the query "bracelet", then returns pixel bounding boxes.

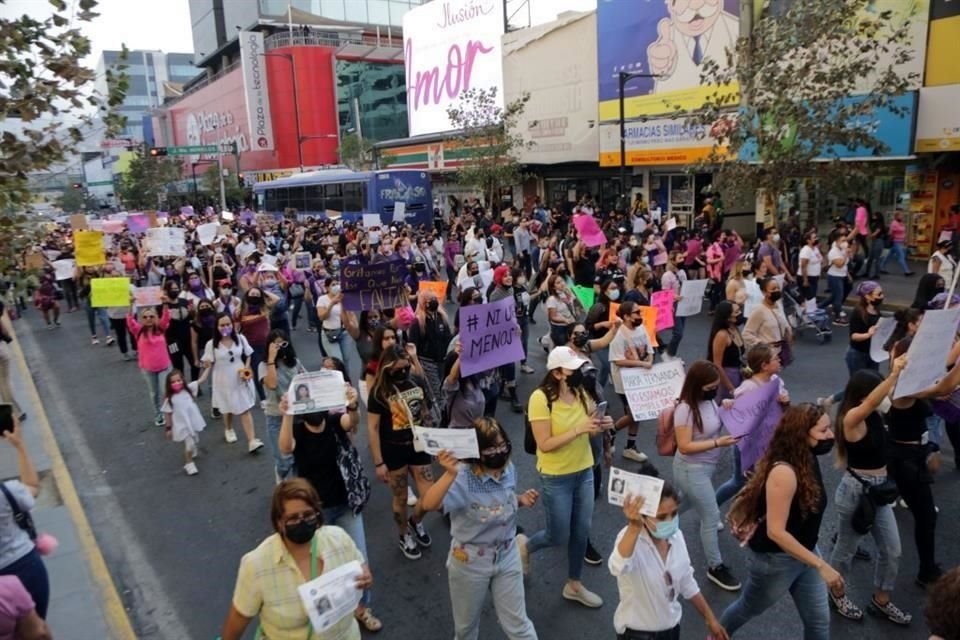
[267,362,276,366]
[375,462,385,467]
[347,404,359,411]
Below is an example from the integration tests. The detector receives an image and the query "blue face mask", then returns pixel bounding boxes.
[649,515,679,540]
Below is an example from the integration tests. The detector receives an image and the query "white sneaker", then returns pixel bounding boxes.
[407,486,418,507]
[661,353,676,362]
[224,429,238,444]
[184,462,198,476]
[622,448,649,463]
[248,438,265,453]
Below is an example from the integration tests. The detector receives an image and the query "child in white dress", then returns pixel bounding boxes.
[162,368,210,475]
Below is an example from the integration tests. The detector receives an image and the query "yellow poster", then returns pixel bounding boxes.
[90,277,131,308]
[74,231,106,266]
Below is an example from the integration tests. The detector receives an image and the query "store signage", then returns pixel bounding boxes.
[403,0,504,136]
[239,31,275,151]
[916,85,960,152]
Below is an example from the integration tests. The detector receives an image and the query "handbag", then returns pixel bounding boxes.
[847,469,898,534]
[332,427,371,516]
[323,327,345,344]
[1,482,37,541]
[288,283,305,298]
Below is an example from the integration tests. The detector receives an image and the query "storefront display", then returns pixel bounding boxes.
[905,167,937,259]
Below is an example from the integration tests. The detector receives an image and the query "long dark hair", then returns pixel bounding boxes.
[267,328,296,369]
[370,345,412,405]
[212,312,237,348]
[536,368,591,415]
[834,370,884,465]
[707,301,736,360]
[884,307,922,351]
[912,273,944,310]
[677,360,721,433]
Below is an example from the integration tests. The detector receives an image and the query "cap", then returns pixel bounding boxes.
[257,262,279,273]
[493,264,510,286]
[546,346,590,372]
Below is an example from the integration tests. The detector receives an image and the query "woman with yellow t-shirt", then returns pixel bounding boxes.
[519,346,612,609]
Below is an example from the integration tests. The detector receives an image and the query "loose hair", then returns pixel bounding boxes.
[370,345,411,405]
[211,312,237,348]
[884,307,922,351]
[834,370,884,466]
[535,368,592,415]
[925,567,960,640]
[707,301,736,360]
[729,403,825,527]
[270,478,325,533]
[677,360,721,433]
[267,328,297,369]
[466,416,512,470]
[163,369,194,403]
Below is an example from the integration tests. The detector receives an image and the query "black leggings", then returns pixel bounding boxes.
[888,446,937,577]
[109,318,130,354]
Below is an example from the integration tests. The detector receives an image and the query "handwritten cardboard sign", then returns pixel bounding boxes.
[620,360,685,421]
[458,296,524,377]
[339,259,408,312]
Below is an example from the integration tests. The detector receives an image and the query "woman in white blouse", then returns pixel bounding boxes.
[928,239,956,290]
[609,485,729,640]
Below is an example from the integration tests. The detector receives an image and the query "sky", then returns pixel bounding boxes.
[0,0,597,69]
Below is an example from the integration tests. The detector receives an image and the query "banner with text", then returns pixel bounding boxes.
[458,296,524,377]
[339,259,408,312]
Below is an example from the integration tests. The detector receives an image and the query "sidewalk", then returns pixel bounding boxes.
[0,327,136,639]
[845,258,925,311]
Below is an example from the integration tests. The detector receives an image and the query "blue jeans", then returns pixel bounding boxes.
[322,505,371,607]
[447,541,537,640]
[821,275,847,319]
[666,315,685,357]
[719,550,829,640]
[141,365,172,417]
[527,467,594,581]
[249,344,266,401]
[673,456,722,567]
[83,298,111,337]
[265,415,295,480]
[829,472,901,593]
[715,447,744,507]
[880,241,911,274]
[865,237,886,278]
[319,328,348,362]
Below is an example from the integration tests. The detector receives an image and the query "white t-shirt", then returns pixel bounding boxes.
[608,325,653,394]
[649,206,662,224]
[798,246,823,277]
[316,294,342,330]
[826,244,848,277]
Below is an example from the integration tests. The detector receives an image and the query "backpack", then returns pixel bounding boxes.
[523,394,553,455]
[656,400,679,456]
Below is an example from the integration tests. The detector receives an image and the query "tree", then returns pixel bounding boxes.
[118,150,182,209]
[682,0,918,223]
[199,164,246,207]
[338,133,375,171]
[445,87,533,211]
[56,185,98,213]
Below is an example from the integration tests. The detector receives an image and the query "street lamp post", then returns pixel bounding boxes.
[261,52,304,172]
[618,71,661,206]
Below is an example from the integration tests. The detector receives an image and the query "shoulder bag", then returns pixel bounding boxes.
[1,482,37,541]
[332,426,372,516]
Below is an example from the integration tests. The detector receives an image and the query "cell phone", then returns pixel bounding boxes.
[0,404,13,435]
[593,401,608,418]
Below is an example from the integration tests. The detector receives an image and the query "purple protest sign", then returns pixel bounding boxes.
[458,296,524,377]
[651,290,675,331]
[339,258,408,312]
[718,379,782,471]
[127,214,149,234]
[179,205,195,217]
[240,209,256,225]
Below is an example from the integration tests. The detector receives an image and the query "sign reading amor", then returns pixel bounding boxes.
[403,0,505,136]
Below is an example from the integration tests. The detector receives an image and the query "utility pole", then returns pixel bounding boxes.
[217,150,227,211]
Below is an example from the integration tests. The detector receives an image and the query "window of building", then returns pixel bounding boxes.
[323,183,344,212]
[344,1,367,22]
[286,186,306,211]
[367,0,390,25]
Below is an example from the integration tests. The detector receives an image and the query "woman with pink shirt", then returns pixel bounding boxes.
[879,209,914,276]
[127,302,173,426]
[706,231,726,312]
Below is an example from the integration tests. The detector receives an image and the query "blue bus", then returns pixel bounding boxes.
[253,169,433,228]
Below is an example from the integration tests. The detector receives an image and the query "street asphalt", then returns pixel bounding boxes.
[14,294,958,640]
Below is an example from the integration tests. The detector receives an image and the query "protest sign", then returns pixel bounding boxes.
[102,219,125,234]
[293,252,312,270]
[459,296,524,377]
[609,302,620,322]
[286,370,347,414]
[742,279,763,318]
[127,214,149,234]
[719,378,783,471]
[52,259,75,281]
[362,213,381,228]
[665,217,677,232]
[146,228,186,257]
[418,281,447,301]
[87,218,104,231]
[572,285,595,310]
[69,214,88,230]
[90,277,131,307]
[221,210,235,222]
[393,201,406,222]
[133,286,163,308]
[340,259,408,312]
[870,317,896,363]
[297,560,364,634]
[196,222,219,245]
[894,307,960,399]
[572,214,607,247]
[651,290,675,331]
[607,467,664,516]
[260,254,278,267]
[179,205,194,217]
[240,209,256,225]
[676,279,709,317]
[412,426,479,459]
[74,231,106,266]
[24,253,44,270]
[620,360,685,421]
[218,224,232,237]
[637,306,659,347]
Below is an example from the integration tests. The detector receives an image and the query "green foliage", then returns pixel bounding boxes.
[55,186,98,213]
[683,0,918,199]
[118,150,183,209]
[338,133,375,171]
[199,165,246,207]
[445,88,533,209]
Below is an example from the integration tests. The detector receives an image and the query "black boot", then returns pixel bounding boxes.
[508,385,522,413]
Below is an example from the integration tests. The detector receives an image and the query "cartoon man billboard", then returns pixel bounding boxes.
[647,0,739,95]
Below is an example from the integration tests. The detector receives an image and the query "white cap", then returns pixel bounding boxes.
[257,262,279,273]
[546,346,589,372]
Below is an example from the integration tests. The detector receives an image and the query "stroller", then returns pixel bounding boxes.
[781,285,832,344]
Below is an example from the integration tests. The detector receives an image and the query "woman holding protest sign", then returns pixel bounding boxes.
[408,287,454,408]
[672,360,741,591]
[76,265,113,345]
[720,404,839,639]
[420,417,539,640]
[521,346,611,609]
[163,280,199,384]
[366,345,435,561]
[828,357,911,625]
[202,312,264,454]
[489,265,523,412]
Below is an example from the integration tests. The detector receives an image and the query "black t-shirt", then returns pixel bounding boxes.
[849,309,879,353]
[573,255,596,288]
[366,376,430,446]
[750,460,827,553]
[293,417,348,508]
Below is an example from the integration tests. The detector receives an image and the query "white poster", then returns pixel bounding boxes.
[894,308,960,399]
[870,317,896,364]
[411,426,479,459]
[675,279,709,317]
[607,467,664,516]
[52,259,75,281]
[362,214,382,229]
[239,31,275,151]
[286,370,347,415]
[620,360,686,422]
[402,0,505,136]
[393,201,406,222]
[146,228,186,257]
[297,561,364,634]
[196,222,219,246]
[742,279,763,319]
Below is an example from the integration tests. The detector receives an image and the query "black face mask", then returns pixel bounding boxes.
[572,333,590,348]
[769,291,782,303]
[702,388,718,401]
[284,517,318,545]
[872,296,884,305]
[414,263,426,273]
[481,445,511,470]
[426,299,439,312]
[567,368,585,388]
[811,438,835,456]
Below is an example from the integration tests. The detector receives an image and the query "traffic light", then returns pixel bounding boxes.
[149,147,168,157]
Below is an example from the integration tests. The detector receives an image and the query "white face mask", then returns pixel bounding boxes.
[772,234,781,244]
[878,396,892,415]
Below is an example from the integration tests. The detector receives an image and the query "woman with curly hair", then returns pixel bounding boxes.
[719,404,840,639]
